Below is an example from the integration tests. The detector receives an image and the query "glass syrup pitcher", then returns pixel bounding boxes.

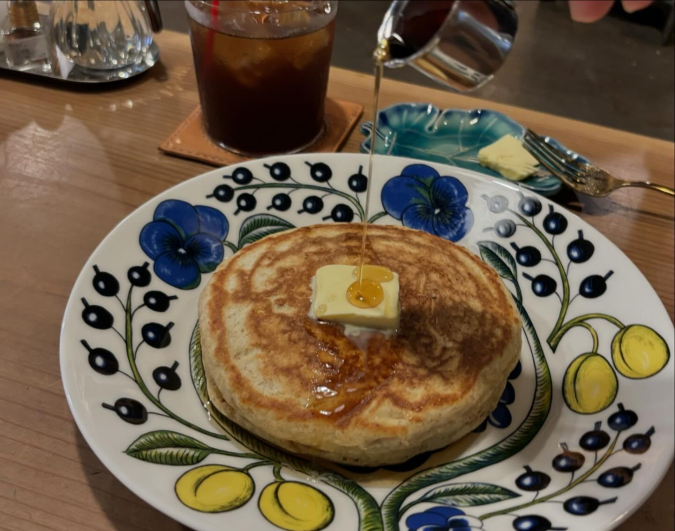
[379,0,518,92]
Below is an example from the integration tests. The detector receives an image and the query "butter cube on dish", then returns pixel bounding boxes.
[478,135,539,181]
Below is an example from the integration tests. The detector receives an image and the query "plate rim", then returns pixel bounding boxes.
[59,152,675,531]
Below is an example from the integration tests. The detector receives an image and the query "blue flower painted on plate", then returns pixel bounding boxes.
[407,507,483,530]
[139,200,228,290]
[381,163,473,242]
[360,103,584,196]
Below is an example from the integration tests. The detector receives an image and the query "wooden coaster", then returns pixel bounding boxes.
[160,98,363,166]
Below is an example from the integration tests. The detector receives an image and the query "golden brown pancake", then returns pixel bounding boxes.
[199,224,521,465]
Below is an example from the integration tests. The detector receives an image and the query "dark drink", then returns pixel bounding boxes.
[379,0,517,92]
[187,1,337,156]
[387,0,454,61]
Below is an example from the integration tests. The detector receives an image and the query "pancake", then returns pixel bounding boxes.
[199,224,521,466]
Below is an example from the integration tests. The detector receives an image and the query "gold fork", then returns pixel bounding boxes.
[523,129,674,197]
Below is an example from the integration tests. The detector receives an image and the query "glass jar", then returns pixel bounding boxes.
[50,0,153,70]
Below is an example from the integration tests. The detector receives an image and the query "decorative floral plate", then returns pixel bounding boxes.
[359,104,591,197]
[60,154,673,531]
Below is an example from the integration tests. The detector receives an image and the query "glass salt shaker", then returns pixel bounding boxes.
[2,0,50,72]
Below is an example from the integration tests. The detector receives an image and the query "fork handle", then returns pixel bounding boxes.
[621,181,675,197]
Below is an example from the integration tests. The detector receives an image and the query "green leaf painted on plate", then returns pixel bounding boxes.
[190,320,241,431]
[189,321,208,406]
[478,241,522,301]
[238,214,295,248]
[478,241,517,280]
[420,483,520,507]
[125,430,213,465]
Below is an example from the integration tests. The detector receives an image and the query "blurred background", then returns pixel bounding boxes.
[161,0,674,141]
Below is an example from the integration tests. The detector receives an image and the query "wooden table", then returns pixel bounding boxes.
[0,31,672,531]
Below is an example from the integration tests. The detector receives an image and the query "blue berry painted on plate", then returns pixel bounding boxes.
[265,162,291,181]
[348,166,368,192]
[92,265,119,297]
[495,219,517,238]
[500,381,516,405]
[141,322,174,349]
[552,443,585,473]
[488,402,512,428]
[339,463,379,474]
[608,403,638,432]
[298,196,324,214]
[472,417,488,433]
[510,243,541,267]
[152,361,181,391]
[82,340,118,375]
[509,360,522,380]
[579,271,613,299]
[323,204,354,223]
[229,167,254,185]
[579,422,611,451]
[523,273,557,297]
[143,291,177,312]
[210,184,235,203]
[567,230,595,263]
[382,451,432,472]
[306,161,332,182]
[128,262,151,287]
[444,514,481,530]
[483,194,509,213]
[481,361,520,432]
[543,205,567,235]
[517,194,542,217]
[235,193,257,215]
[267,193,292,212]
[102,398,147,424]
[515,465,551,492]
[348,175,368,193]
[512,515,565,531]
[81,298,114,330]
[563,496,616,515]
[623,427,654,454]
[598,464,641,488]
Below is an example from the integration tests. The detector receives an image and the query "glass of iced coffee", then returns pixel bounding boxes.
[186,1,338,156]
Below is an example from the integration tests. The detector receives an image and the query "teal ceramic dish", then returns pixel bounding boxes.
[360,104,588,196]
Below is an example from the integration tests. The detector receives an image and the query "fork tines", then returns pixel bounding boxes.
[523,130,585,184]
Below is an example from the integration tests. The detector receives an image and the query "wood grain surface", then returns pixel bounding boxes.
[0,30,672,531]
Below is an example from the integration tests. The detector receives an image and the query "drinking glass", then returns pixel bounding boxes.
[186,0,338,156]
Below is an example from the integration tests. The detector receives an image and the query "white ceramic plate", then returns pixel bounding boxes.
[61,154,674,531]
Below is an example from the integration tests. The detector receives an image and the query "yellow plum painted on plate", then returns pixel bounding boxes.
[563,353,618,414]
[175,465,254,513]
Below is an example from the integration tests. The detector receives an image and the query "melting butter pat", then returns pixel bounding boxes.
[310,265,399,329]
[478,135,539,181]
